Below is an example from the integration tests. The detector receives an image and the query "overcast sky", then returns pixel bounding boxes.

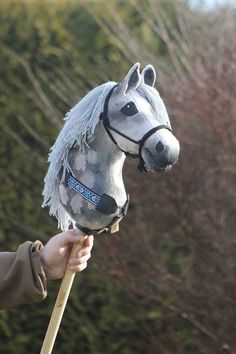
[189,0,236,9]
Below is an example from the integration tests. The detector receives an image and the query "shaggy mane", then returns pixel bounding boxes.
[42,81,116,230]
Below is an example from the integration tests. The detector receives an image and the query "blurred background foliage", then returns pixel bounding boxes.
[0,0,235,353]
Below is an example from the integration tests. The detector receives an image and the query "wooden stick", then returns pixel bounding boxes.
[40,233,88,354]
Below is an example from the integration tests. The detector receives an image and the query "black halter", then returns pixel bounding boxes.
[99,84,172,171]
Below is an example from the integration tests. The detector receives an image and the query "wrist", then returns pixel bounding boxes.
[39,248,51,280]
[30,240,51,280]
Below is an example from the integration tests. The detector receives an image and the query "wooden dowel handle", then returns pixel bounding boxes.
[40,234,88,354]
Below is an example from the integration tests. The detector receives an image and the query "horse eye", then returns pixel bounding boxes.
[120,101,138,116]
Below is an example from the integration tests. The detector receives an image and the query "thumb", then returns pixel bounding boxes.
[61,229,84,246]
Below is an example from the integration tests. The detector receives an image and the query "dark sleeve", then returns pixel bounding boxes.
[0,241,47,309]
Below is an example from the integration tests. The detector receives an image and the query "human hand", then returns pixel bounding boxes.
[39,229,94,280]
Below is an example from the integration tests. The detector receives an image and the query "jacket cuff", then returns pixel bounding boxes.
[30,240,47,302]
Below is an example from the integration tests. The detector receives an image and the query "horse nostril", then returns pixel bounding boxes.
[156,141,164,154]
[158,156,169,167]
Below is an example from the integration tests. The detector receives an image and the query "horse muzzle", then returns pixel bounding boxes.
[142,129,180,172]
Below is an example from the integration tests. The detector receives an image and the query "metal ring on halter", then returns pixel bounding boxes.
[100,84,172,171]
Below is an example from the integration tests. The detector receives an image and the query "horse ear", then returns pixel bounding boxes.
[117,63,141,94]
[141,64,156,87]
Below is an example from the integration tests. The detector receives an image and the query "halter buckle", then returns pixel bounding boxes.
[111,223,119,233]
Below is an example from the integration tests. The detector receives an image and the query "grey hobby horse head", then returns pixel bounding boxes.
[42,63,180,232]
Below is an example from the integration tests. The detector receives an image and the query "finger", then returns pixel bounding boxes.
[70,262,87,273]
[61,229,84,246]
[77,246,92,259]
[76,248,91,258]
[70,252,91,266]
[84,235,94,248]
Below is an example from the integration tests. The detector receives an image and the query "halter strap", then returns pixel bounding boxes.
[137,124,172,171]
[100,84,172,171]
[75,196,129,235]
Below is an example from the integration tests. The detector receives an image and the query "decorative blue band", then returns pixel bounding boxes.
[68,176,101,206]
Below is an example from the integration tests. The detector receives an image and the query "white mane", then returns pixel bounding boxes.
[42,81,116,230]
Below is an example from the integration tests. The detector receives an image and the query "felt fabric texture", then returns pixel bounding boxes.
[0,241,47,309]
